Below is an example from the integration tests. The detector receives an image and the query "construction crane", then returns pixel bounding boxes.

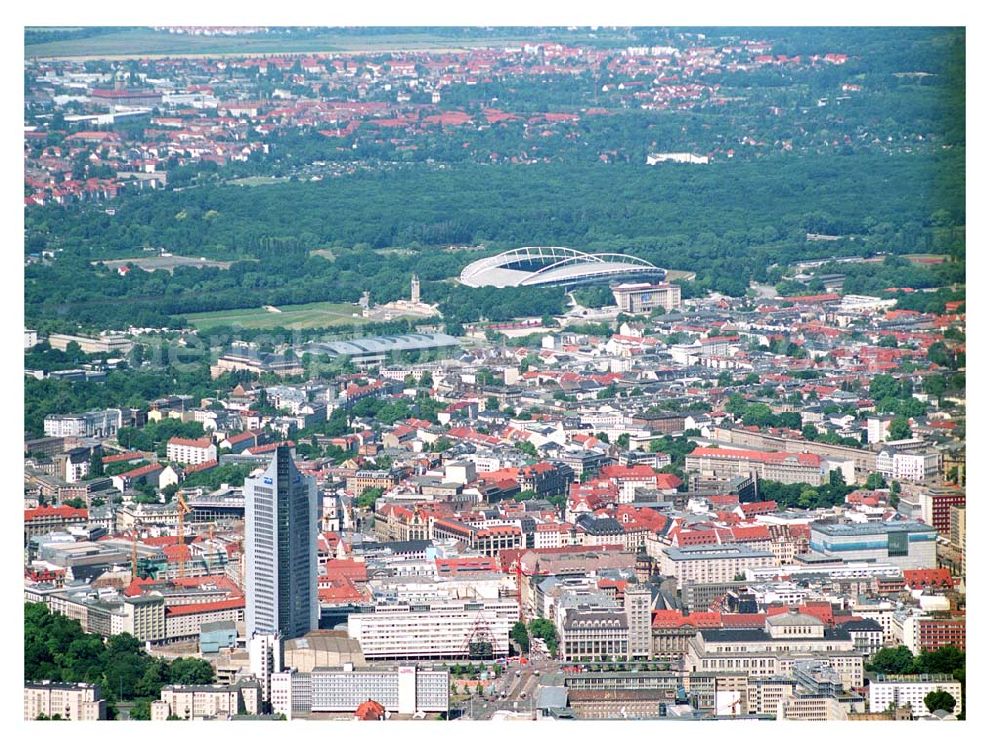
[176,493,192,578]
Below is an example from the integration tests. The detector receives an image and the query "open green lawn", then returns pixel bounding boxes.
[180,301,369,330]
[663,269,698,282]
[226,176,290,187]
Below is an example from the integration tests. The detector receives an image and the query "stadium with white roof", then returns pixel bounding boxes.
[458,246,666,289]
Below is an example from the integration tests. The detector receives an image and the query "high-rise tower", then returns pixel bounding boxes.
[245,445,318,639]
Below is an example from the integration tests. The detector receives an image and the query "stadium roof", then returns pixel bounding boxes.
[459,246,666,289]
[304,333,460,358]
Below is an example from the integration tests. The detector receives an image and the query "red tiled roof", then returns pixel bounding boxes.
[167,437,214,449]
[164,597,245,616]
[689,447,822,467]
[184,459,218,474]
[652,610,722,629]
[355,699,385,720]
[162,543,191,563]
[120,462,164,479]
[903,568,954,589]
[601,464,657,480]
[102,452,145,464]
[720,613,767,628]
[225,431,257,444]
[25,505,88,522]
[740,500,779,515]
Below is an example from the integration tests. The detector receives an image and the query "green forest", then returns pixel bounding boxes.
[26,150,964,332]
[25,602,216,719]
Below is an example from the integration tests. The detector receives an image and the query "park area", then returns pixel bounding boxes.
[179,301,369,331]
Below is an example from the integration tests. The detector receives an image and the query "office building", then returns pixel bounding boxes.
[686,448,823,486]
[612,282,681,314]
[47,332,134,355]
[685,609,865,690]
[624,583,652,659]
[560,607,629,661]
[347,599,517,660]
[245,446,318,640]
[655,544,777,588]
[808,521,937,570]
[271,665,449,719]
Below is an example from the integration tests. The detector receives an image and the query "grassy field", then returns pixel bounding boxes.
[180,301,369,330]
[664,269,698,282]
[226,176,291,187]
[25,27,597,59]
[308,249,338,261]
[97,255,235,273]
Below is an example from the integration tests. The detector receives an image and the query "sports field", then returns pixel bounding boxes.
[181,302,369,331]
[663,269,698,282]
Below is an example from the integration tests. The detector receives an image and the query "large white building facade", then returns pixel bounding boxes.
[271,665,449,718]
[43,409,122,438]
[245,446,318,640]
[808,521,937,569]
[347,599,518,660]
[868,675,962,716]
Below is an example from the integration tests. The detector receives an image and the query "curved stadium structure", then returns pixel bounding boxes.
[458,247,666,289]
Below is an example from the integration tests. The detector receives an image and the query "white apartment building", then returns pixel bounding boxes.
[533,521,576,549]
[166,437,218,465]
[868,675,962,716]
[43,408,123,438]
[347,598,518,660]
[152,682,261,720]
[248,632,283,702]
[24,682,106,720]
[867,418,893,445]
[876,449,941,483]
[850,600,897,646]
[579,406,627,429]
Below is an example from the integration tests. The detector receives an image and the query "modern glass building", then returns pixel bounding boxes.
[245,446,318,639]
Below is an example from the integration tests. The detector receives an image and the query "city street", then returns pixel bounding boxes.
[461,648,563,720]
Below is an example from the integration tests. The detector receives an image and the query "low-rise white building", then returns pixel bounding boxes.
[868,674,962,716]
[166,437,218,465]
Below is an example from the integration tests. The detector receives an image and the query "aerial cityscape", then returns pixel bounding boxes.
[23,25,966,723]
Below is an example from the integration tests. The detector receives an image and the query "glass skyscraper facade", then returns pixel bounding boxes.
[245,446,318,639]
